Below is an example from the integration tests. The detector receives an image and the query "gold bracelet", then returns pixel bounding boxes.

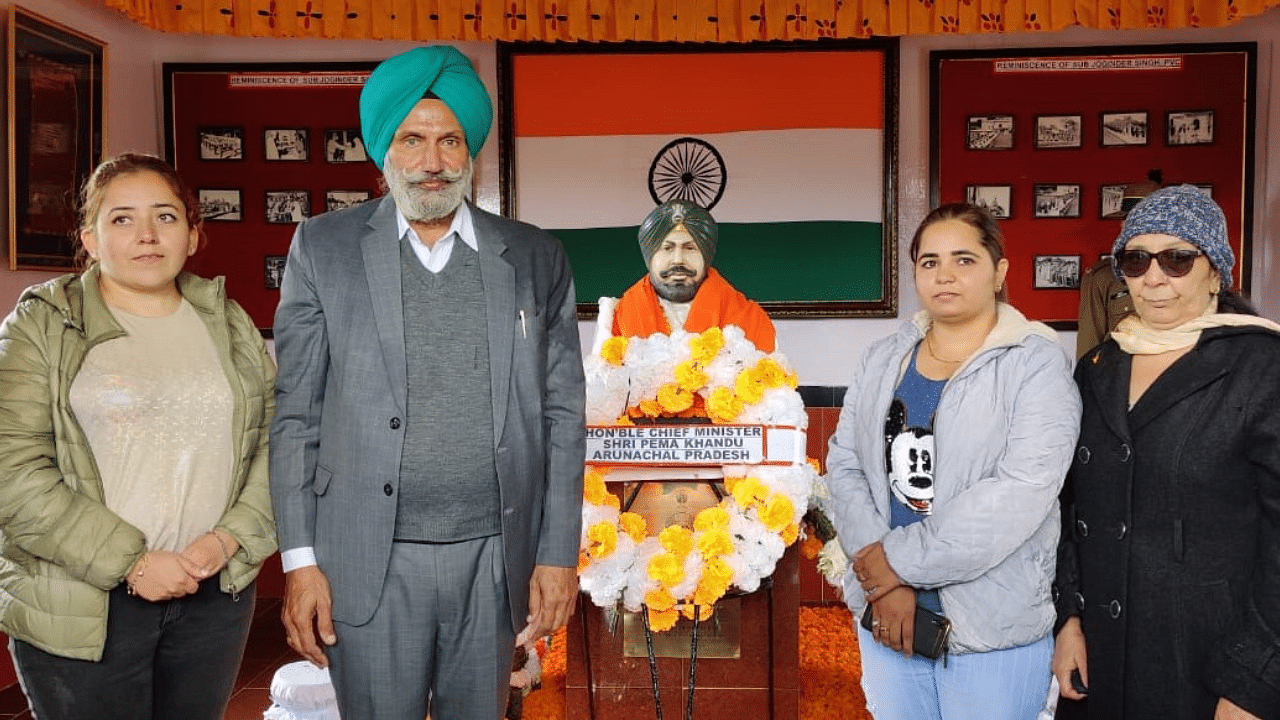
[126,552,149,595]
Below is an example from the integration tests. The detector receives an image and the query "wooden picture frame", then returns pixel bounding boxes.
[498,40,900,319]
[1034,115,1083,149]
[1099,184,1127,219]
[931,43,1257,328]
[7,5,106,270]
[198,127,245,160]
[1033,254,1082,289]
[1100,111,1148,147]
[198,188,243,222]
[1033,184,1082,218]
[966,114,1014,150]
[1166,109,1215,146]
[164,62,381,331]
[965,184,1013,219]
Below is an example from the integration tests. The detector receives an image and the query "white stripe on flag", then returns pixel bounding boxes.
[513,128,883,229]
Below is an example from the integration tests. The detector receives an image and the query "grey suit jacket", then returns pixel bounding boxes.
[270,196,586,630]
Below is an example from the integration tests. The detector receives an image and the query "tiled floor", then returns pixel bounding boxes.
[0,597,294,720]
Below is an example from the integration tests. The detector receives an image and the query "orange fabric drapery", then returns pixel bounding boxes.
[104,0,1279,40]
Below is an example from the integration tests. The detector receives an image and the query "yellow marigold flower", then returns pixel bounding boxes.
[577,549,590,573]
[644,587,676,611]
[638,399,662,418]
[675,361,709,392]
[689,327,724,364]
[587,521,618,559]
[648,552,685,587]
[615,414,635,426]
[753,357,788,388]
[647,607,680,631]
[734,369,765,404]
[600,336,629,366]
[703,558,734,586]
[730,476,769,510]
[696,528,734,558]
[657,383,694,413]
[785,371,800,388]
[760,494,795,532]
[723,476,741,494]
[693,505,730,532]
[781,522,800,546]
[706,386,743,424]
[619,512,647,543]
[659,525,694,557]
[693,577,729,607]
[583,470,619,509]
[681,604,715,622]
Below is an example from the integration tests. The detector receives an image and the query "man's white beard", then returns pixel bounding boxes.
[384,156,473,222]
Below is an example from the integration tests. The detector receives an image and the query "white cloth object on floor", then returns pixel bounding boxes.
[263,661,341,720]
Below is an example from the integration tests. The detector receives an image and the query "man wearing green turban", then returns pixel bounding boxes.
[271,45,586,720]
[611,200,776,352]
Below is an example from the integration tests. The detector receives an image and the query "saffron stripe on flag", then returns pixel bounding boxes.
[512,51,885,136]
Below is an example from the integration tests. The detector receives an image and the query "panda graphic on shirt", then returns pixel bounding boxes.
[884,398,935,516]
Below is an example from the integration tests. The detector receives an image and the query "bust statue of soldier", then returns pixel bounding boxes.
[609,200,775,352]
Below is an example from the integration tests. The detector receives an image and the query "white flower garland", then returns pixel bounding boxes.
[578,318,818,630]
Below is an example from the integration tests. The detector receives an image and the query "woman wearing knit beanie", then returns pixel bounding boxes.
[1054,185,1280,720]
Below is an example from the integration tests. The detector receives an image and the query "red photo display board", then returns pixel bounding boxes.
[163,63,382,331]
[932,44,1256,327]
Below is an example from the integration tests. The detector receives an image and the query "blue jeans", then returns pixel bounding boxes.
[858,624,1053,720]
[10,577,255,720]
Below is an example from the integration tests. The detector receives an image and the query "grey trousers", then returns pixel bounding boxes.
[326,535,515,720]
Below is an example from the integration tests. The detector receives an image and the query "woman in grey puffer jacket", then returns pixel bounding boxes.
[826,203,1080,720]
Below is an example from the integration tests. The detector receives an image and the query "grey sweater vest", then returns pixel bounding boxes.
[394,238,501,542]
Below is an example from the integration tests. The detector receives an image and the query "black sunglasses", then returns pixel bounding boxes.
[1115,249,1204,278]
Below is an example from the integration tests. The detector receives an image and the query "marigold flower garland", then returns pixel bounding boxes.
[579,325,818,631]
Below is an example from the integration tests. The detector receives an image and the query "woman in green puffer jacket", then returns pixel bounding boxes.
[0,153,277,720]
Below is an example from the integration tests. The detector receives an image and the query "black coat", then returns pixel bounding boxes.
[1055,325,1280,720]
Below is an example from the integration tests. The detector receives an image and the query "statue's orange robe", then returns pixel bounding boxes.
[611,268,776,353]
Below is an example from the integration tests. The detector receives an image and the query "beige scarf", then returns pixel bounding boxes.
[1111,304,1280,355]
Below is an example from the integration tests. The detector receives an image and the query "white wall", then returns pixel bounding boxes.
[11,0,1280,384]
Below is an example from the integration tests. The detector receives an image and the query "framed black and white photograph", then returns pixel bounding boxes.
[1167,110,1214,146]
[965,184,1012,219]
[1034,254,1082,289]
[265,190,310,223]
[198,188,242,222]
[325,189,371,212]
[1100,111,1148,146]
[1099,184,1127,219]
[324,129,368,163]
[264,255,287,290]
[1033,184,1082,218]
[1035,115,1082,149]
[198,127,244,161]
[966,114,1014,150]
[264,128,310,161]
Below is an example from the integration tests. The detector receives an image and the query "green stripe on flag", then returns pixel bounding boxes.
[551,221,885,305]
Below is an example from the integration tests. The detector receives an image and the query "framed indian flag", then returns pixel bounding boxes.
[498,40,899,319]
